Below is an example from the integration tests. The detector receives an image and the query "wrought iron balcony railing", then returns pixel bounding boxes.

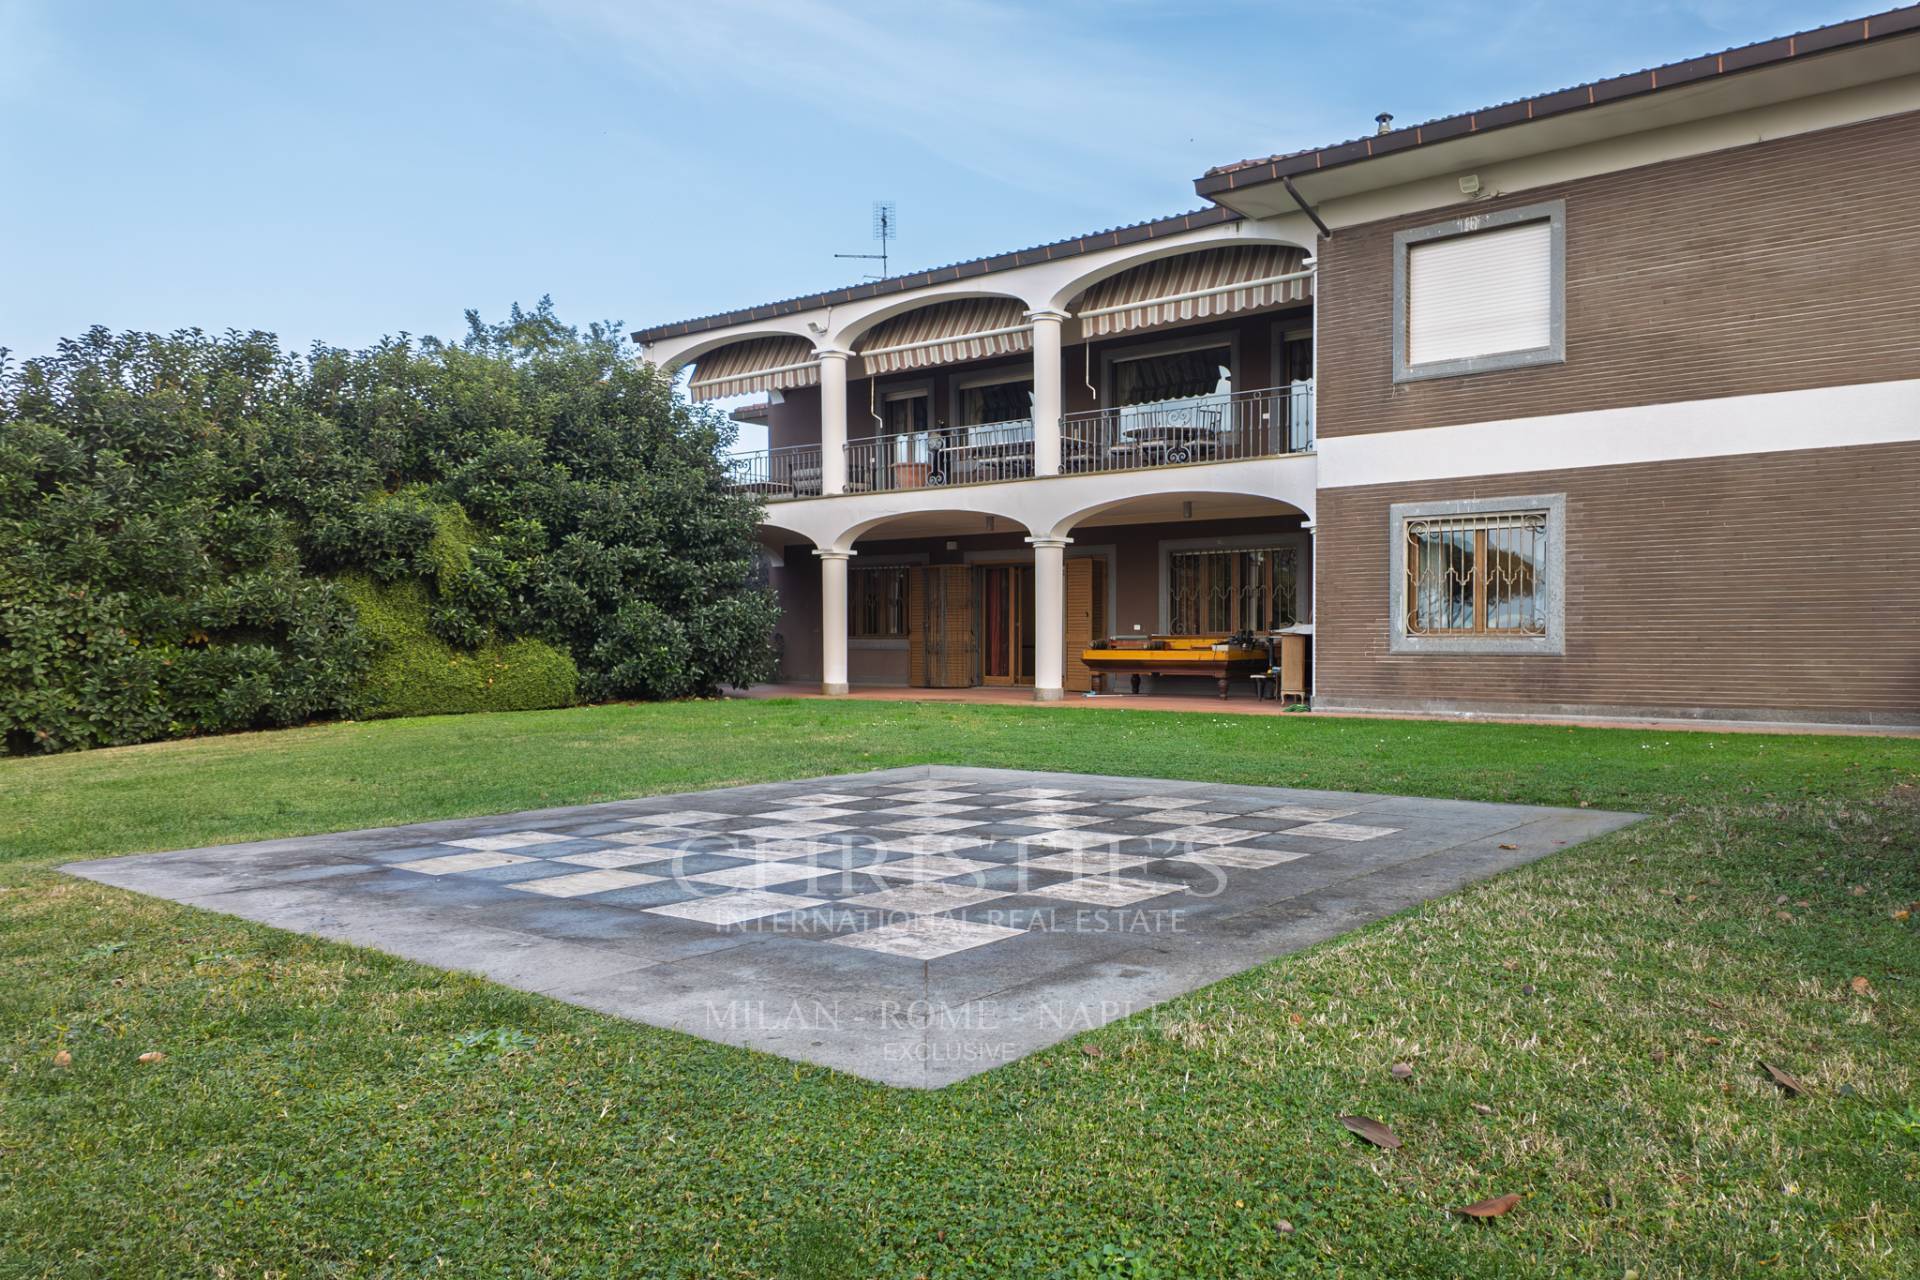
[726,385,1312,500]
[1060,382,1313,477]
[844,418,1036,492]
[721,442,823,501]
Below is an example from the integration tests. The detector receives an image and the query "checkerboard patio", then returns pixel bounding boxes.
[65,767,1640,1087]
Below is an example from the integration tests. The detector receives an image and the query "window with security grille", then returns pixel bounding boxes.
[1167,546,1298,634]
[849,566,909,638]
[1404,511,1549,636]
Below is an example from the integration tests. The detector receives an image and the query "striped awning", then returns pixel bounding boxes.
[687,336,819,402]
[855,298,1032,376]
[1075,245,1312,338]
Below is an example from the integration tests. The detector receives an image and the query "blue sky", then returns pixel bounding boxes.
[0,0,1865,362]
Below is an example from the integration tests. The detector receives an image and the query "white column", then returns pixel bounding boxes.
[1026,310,1068,477]
[1026,536,1071,702]
[816,349,850,495]
[815,548,853,695]
[1301,521,1317,706]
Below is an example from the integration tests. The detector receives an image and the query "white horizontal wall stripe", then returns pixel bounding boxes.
[1318,378,1920,489]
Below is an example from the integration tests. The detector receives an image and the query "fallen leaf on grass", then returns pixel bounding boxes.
[1760,1061,1806,1096]
[1453,1193,1522,1219]
[1469,1102,1495,1116]
[1338,1115,1402,1150]
[1080,1045,1104,1059]
[1390,1063,1414,1081]
[53,1050,71,1068]
[1849,976,1874,997]
[137,1052,166,1065]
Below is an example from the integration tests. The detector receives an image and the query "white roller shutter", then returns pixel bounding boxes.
[1406,221,1553,367]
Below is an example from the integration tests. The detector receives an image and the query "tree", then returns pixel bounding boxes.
[0,301,779,753]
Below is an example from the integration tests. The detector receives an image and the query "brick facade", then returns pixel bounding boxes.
[1315,111,1920,438]
[1315,441,1920,724]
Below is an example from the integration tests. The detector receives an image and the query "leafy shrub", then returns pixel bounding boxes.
[1,301,777,753]
[337,575,576,720]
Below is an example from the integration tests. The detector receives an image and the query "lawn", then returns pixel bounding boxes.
[2,699,1916,1279]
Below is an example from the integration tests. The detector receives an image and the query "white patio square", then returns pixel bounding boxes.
[1022,850,1157,875]
[1285,822,1400,841]
[442,832,572,852]
[509,868,663,898]
[1018,829,1124,852]
[1011,813,1108,830]
[830,915,1024,960]
[734,823,847,840]
[873,816,990,834]
[1028,875,1187,907]
[1152,825,1263,846]
[1250,805,1361,821]
[760,806,864,822]
[687,862,827,890]
[872,834,990,855]
[1172,846,1312,870]
[554,849,674,869]
[836,883,1007,916]
[866,853,997,881]
[870,802,978,817]
[618,811,734,828]
[645,890,826,926]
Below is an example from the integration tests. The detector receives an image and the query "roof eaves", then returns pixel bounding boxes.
[1193,5,1920,197]
[632,206,1241,344]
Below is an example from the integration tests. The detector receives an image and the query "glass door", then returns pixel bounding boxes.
[977,565,1035,686]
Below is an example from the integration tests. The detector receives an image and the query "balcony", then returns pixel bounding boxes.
[725,382,1313,501]
[847,418,1036,492]
[722,442,825,499]
[1063,383,1313,475]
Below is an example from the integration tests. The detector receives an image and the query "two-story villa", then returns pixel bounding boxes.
[636,8,1920,727]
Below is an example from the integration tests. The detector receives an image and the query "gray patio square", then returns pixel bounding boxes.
[64,765,1640,1089]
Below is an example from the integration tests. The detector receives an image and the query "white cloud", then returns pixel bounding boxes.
[513,0,1313,199]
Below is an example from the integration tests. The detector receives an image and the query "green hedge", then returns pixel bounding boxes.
[339,575,577,719]
[1,301,778,753]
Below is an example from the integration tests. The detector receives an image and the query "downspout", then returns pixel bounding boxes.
[1286,178,1326,709]
[1309,248,1320,710]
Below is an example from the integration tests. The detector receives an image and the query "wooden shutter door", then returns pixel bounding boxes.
[1064,558,1097,693]
[934,566,976,688]
[906,567,927,687]
[917,566,976,688]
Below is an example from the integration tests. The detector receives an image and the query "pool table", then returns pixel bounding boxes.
[1080,635,1270,699]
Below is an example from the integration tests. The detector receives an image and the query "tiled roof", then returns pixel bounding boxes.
[1195,5,1920,196]
[632,206,1239,344]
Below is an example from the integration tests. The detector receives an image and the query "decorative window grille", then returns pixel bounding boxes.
[1404,511,1548,636]
[1167,546,1298,634]
[850,566,910,638]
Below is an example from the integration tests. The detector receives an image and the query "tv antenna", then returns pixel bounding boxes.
[835,200,896,280]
